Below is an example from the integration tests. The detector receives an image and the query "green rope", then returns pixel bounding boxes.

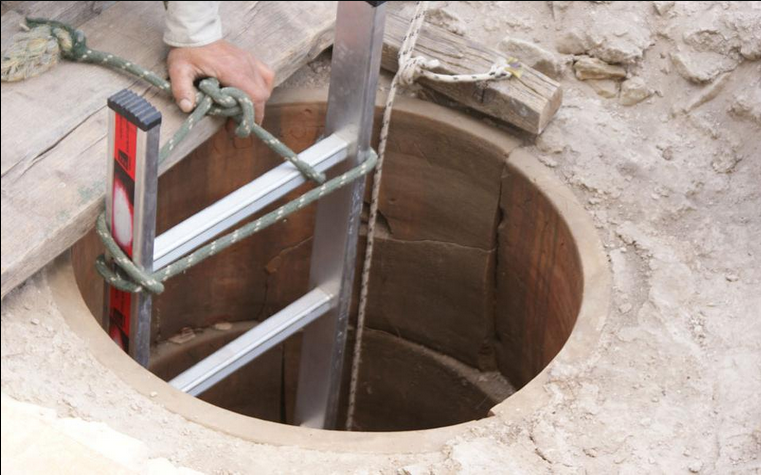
[22,18,326,182]
[96,150,378,294]
[6,18,378,294]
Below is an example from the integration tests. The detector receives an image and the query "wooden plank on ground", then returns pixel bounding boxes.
[382,10,562,135]
[0,1,337,298]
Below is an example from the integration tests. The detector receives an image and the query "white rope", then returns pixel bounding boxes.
[345,1,521,430]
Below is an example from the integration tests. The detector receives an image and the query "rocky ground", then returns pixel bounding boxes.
[2,1,760,474]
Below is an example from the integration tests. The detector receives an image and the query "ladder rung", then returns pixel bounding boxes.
[168,288,333,396]
[153,134,350,269]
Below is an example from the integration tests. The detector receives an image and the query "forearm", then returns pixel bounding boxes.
[164,1,223,47]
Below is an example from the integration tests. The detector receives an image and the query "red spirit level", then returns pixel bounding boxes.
[103,89,161,367]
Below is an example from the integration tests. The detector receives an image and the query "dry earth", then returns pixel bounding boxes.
[2,1,760,474]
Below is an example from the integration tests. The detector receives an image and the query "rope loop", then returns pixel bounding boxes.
[26,17,87,59]
[398,56,438,86]
[94,214,165,294]
[199,78,253,137]
[197,77,327,183]
[399,55,523,87]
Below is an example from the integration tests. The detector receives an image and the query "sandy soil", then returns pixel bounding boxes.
[2,1,760,473]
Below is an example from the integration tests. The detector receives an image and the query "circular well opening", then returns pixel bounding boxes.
[64,90,607,440]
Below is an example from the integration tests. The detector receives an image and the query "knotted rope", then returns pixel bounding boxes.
[345,1,522,429]
[0,24,62,81]
[95,149,378,294]
[395,5,521,87]
[3,18,325,182]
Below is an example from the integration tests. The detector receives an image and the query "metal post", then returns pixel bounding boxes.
[294,0,386,429]
[103,90,161,367]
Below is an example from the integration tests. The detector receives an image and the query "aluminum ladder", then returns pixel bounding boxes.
[102,1,386,429]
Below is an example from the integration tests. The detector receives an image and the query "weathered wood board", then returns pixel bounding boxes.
[1,1,337,298]
[383,10,562,135]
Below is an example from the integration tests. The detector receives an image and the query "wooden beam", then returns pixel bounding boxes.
[382,10,562,135]
[0,1,337,298]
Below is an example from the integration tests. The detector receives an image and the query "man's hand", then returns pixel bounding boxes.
[167,39,275,123]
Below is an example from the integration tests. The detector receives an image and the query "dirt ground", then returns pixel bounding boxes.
[2,1,760,474]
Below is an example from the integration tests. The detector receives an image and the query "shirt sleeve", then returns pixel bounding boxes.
[164,1,223,48]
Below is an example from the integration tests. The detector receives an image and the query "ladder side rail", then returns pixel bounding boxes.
[294,1,387,429]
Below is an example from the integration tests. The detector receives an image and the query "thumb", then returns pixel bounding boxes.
[168,61,198,113]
